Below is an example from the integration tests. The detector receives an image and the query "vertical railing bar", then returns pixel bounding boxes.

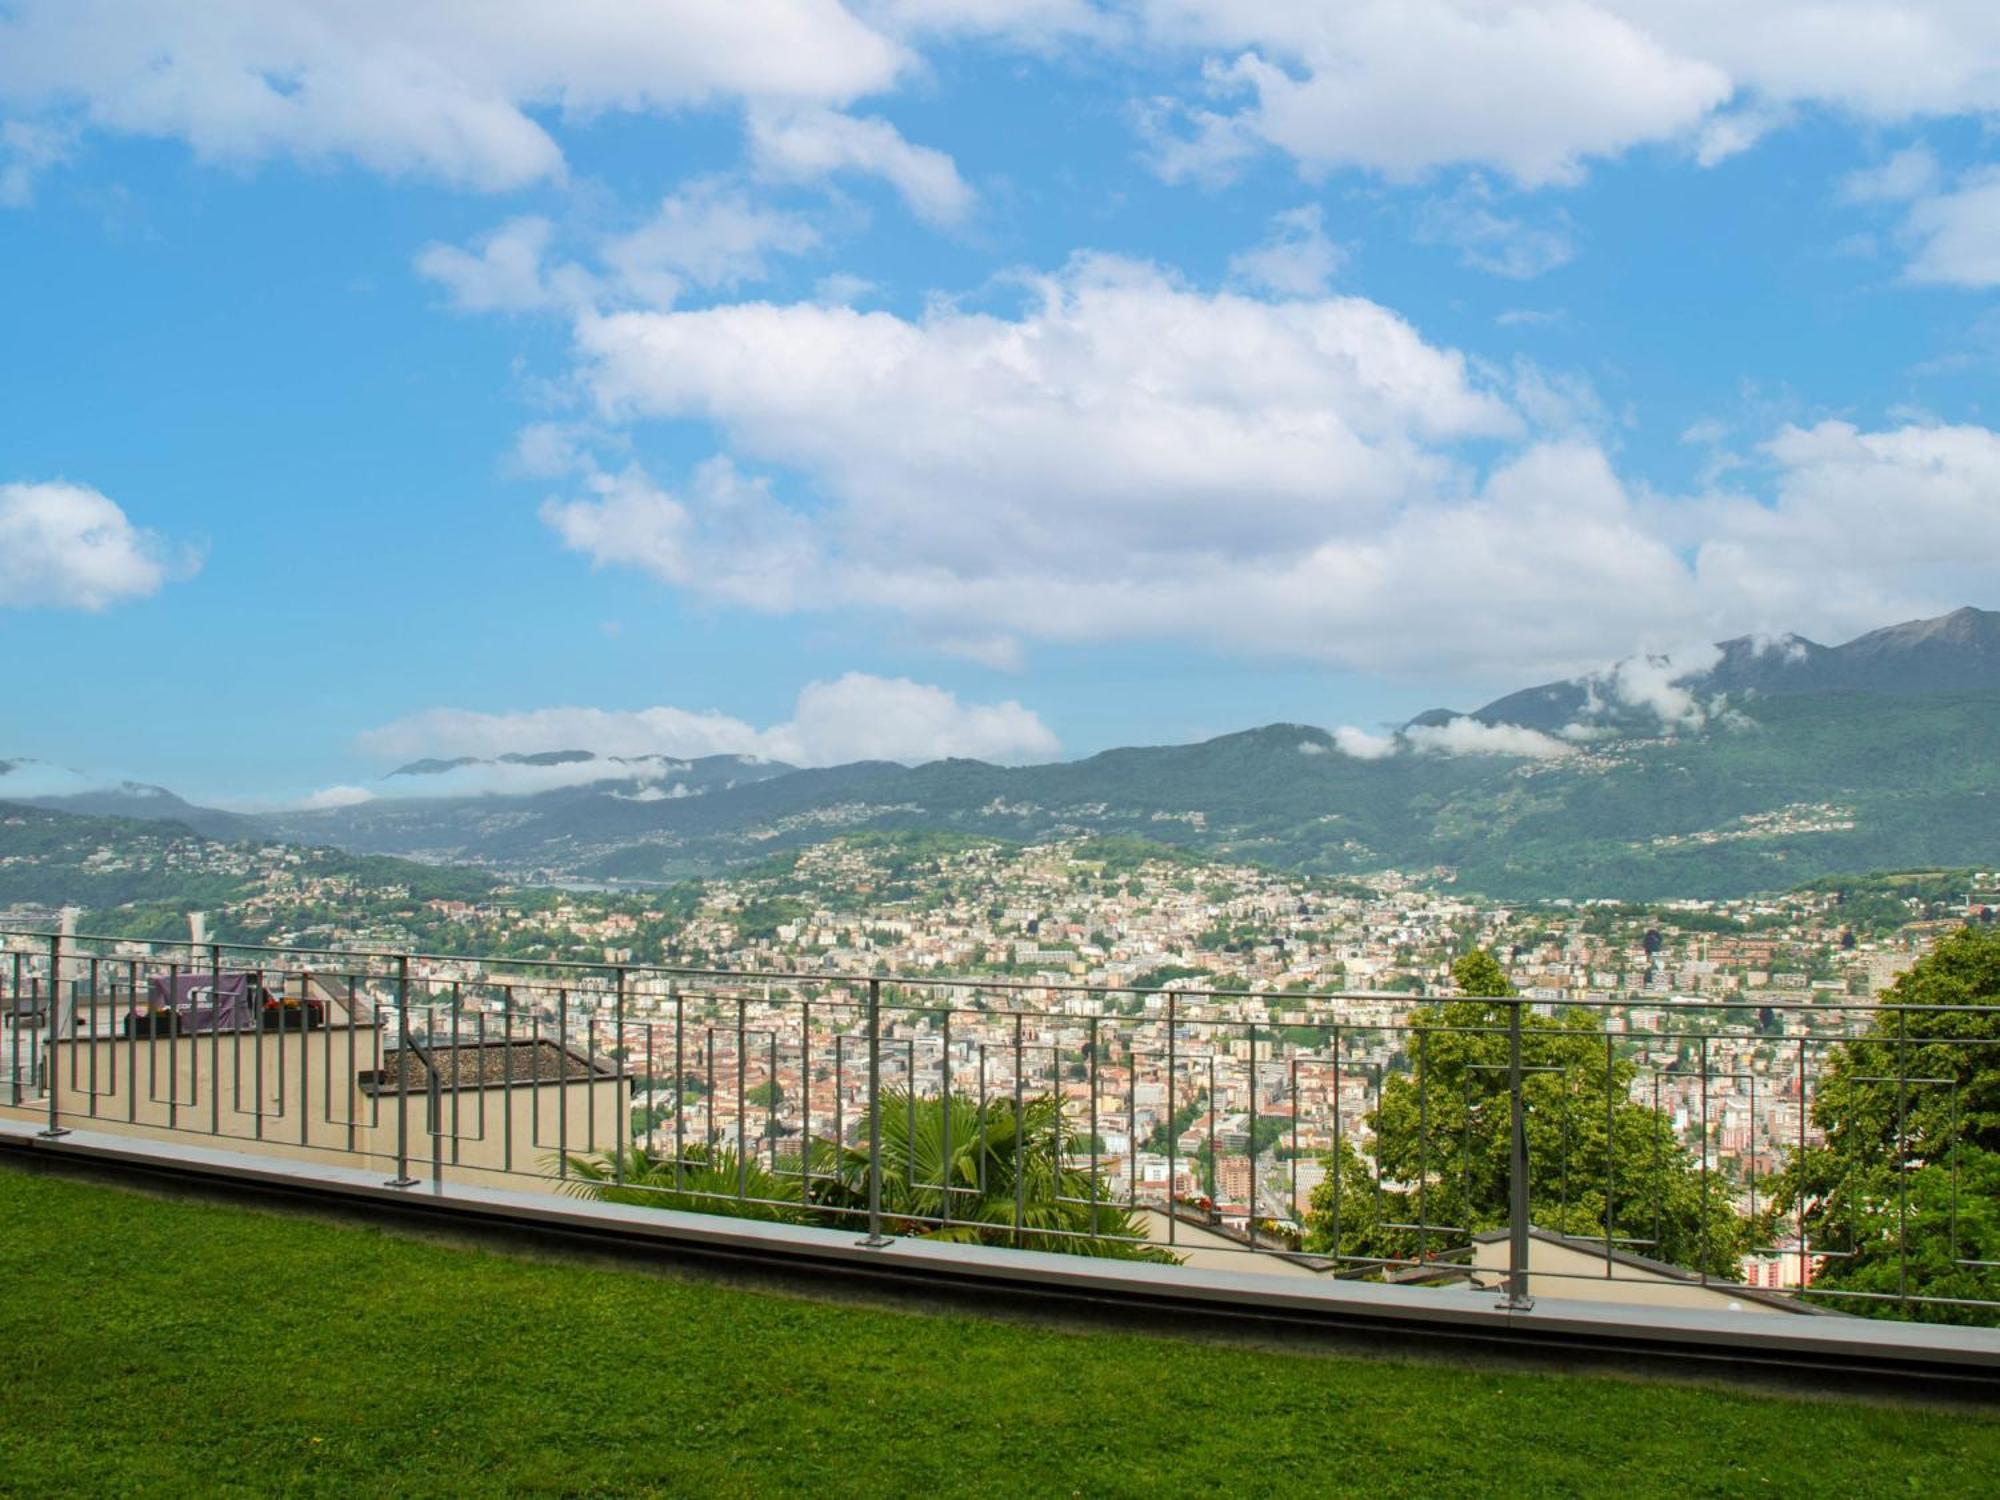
[1896,1007,1909,1308]
[1604,1031,1615,1279]
[942,1009,954,1228]
[1502,995,1533,1311]
[557,986,571,1181]
[736,994,749,1201]
[387,952,415,1187]
[1330,1020,1342,1262]
[860,977,889,1247]
[1698,1033,1711,1288]
[614,969,627,1188]
[673,982,685,1191]
[39,931,66,1138]
[1012,1010,1025,1245]
[1165,993,1177,1249]
[1416,1025,1429,1266]
[1087,1014,1099,1239]
[209,943,222,1140]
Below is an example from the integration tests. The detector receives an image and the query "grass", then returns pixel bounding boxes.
[1,1168,1996,1498]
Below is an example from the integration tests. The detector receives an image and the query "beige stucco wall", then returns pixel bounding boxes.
[2,1025,627,1197]
[1469,1236,1792,1313]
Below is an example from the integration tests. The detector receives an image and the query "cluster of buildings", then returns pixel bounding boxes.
[7,829,1980,1291]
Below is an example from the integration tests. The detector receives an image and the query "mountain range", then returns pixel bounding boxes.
[6,606,1999,901]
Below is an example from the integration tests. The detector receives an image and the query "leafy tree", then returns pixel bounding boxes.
[1304,950,1745,1275]
[1762,925,2000,1323]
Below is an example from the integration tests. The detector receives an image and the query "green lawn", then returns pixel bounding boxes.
[0,1167,1994,1498]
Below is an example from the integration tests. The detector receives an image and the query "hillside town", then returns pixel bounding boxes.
[9,824,1991,1289]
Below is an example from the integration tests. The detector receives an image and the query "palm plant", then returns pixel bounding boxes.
[560,1142,807,1224]
[814,1089,1178,1263]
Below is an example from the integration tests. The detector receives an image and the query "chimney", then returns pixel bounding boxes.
[188,911,208,966]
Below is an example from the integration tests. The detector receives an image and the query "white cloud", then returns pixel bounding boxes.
[1902,167,2000,288]
[1138,2,1731,188]
[601,181,821,306]
[749,107,973,225]
[574,255,1515,589]
[1331,725,1399,760]
[1840,144,1941,205]
[1680,419,2000,634]
[0,1,906,191]
[0,480,190,610]
[415,217,595,314]
[1415,180,1576,279]
[1329,717,1572,760]
[1835,146,2000,289]
[1405,718,1573,758]
[358,673,1059,772]
[501,227,2000,684]
[0,118,73,206]
[1125,3,2000,187]
[1228,204,1344,296]
[541,457,825,613]
[1598,643,1725,728]
[418,184,820,317]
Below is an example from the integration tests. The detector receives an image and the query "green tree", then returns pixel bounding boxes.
[1304,950,1745,1275]
[1762,925,2000,1323]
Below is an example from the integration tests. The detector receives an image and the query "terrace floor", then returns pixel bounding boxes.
[1,1166,1995,1498]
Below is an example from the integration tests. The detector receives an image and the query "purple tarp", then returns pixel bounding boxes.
[135,971,266,1033]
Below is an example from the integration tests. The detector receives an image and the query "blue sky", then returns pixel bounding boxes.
[2,2,1998,806]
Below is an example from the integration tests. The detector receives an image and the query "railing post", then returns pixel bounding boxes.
[39,931,67,1138]
[1502,995,1533,1311]
[386,952,417,1187]
[614,967,627,1187]
[859,976,891,1247]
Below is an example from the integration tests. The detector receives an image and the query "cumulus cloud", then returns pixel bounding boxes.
[1329,718,1572,761]
[1405,718,1573,758]
[1136,2,1730,188]
[748,107,974,225]
[0,0,905,192]
[540,457,825,613]
[1228,204,1345,296]
[418,184,822,316]
[1682,420,2000,638]
[1130,2,2000,186]
[1331,726,1398,760]
[357,673,1058,774]
[416,217,594,314]
[1598,643,1725,729]
[601,181,822,305]
[1901,168,2000,288]
[0,480,191,610]
[573,254,1515,594]
[522,214,2000,684]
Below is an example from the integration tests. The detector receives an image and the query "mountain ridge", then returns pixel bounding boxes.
[7,606,1999,900]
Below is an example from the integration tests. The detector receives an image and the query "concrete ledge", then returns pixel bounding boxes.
[6,1118,1998,1396]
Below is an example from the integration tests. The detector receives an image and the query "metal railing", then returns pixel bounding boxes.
[4,926,1996,1324]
